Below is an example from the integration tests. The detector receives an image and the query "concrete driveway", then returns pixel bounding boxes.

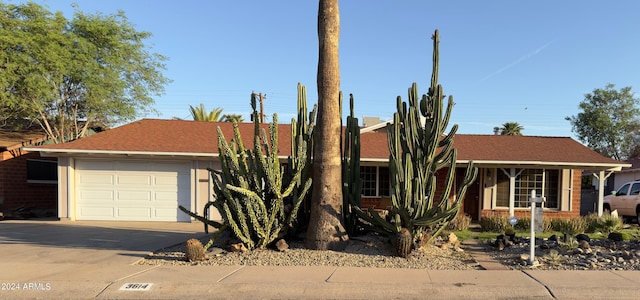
[0,219,206,265]
[0,219,208,299]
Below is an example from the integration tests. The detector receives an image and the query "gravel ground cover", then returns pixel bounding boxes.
[137,231,640,271]
[138,233,482,270]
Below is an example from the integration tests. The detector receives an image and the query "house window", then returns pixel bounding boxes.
[496,171,510,207]
[26,159,57,183]
[360,166,390,197]
[514,169,544,208]
[495,169,560,209]
[544,170,560,209]
[378,167,390,197]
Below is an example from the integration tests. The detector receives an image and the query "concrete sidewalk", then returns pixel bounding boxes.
[4,264,640,299]
[2,220,640,299]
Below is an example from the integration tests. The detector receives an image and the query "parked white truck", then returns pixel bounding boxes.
[603,181,640,223]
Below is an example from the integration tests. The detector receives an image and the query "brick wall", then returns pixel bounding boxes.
[0,151,57,218]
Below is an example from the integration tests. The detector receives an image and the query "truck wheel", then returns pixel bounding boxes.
[603,204,611,215]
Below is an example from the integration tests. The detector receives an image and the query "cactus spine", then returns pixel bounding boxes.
[355,30,478,251]
[180,85,316,250]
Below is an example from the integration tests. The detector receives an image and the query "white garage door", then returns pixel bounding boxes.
[75,160,191,222]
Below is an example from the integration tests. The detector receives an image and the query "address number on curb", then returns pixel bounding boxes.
[119,283,153,291]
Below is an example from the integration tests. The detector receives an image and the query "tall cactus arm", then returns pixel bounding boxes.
[220,201,253,248]
[178,205,224,229]
[226,185,267,239]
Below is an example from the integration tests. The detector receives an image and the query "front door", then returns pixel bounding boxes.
[459,168,480,221]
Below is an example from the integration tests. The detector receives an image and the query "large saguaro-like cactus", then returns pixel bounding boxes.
[342,93,363,236]
[356,30,478,251]
[180,85,315,250]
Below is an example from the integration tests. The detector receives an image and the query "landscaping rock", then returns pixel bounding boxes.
[229,243,248,252]
[579,240,591,250]
[608,232,623,242]
[576,234,590,243]
[447,232,459,244]
[275,239,289,252]
[486,235,640,271]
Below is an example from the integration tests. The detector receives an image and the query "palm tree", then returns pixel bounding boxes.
[189,103,224,122]
[500,122,524,135]
[306,0,348,251]
[222,114,244,123]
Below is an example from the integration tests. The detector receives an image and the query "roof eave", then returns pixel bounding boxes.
[24,147,218,159]
[456,160,629,171]
[360,158,628,171]
[24,147,298,161]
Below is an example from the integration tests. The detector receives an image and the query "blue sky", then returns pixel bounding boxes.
[15,1,640,137]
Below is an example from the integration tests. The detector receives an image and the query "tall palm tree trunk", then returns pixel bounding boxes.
[305,0,348,250]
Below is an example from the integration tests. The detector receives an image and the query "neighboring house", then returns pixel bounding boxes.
[608,157,640,191]
[0,129,57,218]
[26,118,628,223]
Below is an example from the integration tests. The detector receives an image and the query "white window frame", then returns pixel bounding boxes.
[494,168,561,211]
[360,165,390,198]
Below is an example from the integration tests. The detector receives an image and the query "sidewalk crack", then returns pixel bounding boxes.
[216,266,245,283]
[521,270,556,299]
[325,267,339,282]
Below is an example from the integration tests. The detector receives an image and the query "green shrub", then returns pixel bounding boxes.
[513,216,530,231]
[599,214,624,234]
[447,213,472,231]
[479,214,510,233]
[551,217,587,235]
[621,232,632,241]
[584,213,601,233]
[504,227,515,236]
[585,213,623,234]
[510,216,552,233]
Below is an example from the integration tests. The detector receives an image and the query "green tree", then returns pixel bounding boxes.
[189,103,224,122]
[0,2,169,143]
[306,0,348,250]
[222,114,244,123]
[566,84,640,160]
[500,122,524,135]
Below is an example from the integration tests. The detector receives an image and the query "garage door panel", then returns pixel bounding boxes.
[117,174,152,186]
[75,159,192,222]
[155,208,179,219]
[116,161,155,172]
[79,173,114,185]
[77,160,116,171]
[78,207,114,219]
[117,190,152,201]
[154,191,179,202]
[117,207,152,218]
[79,190,114,202]
[155,175,179,187]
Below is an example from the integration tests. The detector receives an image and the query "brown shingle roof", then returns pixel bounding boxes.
[0,129,47,151]
[35,119,289,156]
[31,119,625,168]
[452,134,620,165]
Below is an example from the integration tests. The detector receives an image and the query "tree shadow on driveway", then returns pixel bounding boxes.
[0,220,208,264]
